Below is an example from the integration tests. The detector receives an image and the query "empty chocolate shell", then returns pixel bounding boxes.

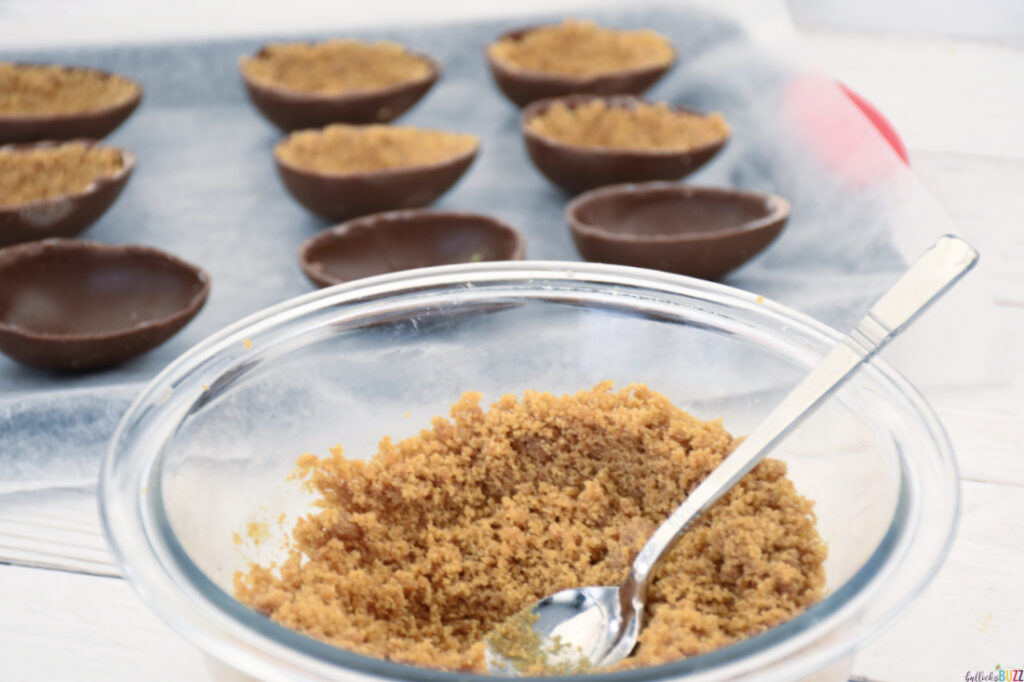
[567,182,790,280]
[0,239,210,371]
[298,209,526,287]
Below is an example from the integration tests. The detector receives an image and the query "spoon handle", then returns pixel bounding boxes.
[622,235,978,604]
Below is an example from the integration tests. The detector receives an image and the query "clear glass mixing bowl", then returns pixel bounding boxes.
[100,262,958,682]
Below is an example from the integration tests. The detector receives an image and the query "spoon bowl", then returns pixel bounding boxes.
[487,586,633,674]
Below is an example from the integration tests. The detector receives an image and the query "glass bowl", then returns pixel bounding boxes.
[99,262,959,682]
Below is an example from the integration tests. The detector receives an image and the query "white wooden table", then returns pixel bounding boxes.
[1,10,1022,682]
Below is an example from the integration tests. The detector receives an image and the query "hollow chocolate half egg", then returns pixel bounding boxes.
[0,239,210,371]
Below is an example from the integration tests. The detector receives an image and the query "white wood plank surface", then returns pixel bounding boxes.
[0,564,211,682]
[2,19,1023,682]
[923,305,1024,487]
[851,480,1024,681]
[0,488,118,577]
[910,153,1024,307]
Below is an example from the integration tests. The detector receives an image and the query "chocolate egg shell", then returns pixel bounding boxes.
[486,26,673,108]
[0,239,210,371]
[240,47,441,131]
[0,141,135,248]
[0,65,142,144]
[275,143,479,222]
[298,209,526,287]
[522,95,729,194]
[567,182,790,280]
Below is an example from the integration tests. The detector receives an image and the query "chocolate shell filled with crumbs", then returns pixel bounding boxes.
[0,63,142,143]
[486,21,675,107]
[240,39,440,130]
[0,140,135,247]
[522,95,730,194]
[274,124,479,221]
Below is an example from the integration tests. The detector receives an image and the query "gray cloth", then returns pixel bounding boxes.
[0,5,946,492]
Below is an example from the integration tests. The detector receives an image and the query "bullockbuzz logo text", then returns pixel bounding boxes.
[965,665,1024,681]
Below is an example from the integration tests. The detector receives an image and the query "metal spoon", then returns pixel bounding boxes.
[486,235,978,675]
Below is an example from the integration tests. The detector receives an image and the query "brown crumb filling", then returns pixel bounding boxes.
[488,20,674,78]
[274,124,478,175]
[0,63,138,116]
[240,39,433,94]
[528,100,730,151]
[235,383,826,674]
[0,143,124,207]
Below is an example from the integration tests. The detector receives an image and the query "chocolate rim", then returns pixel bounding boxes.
[239,44,441,105]
[521,94,730,160]
[0,238,211,342]
[485,25,675,89]
[566,182,792,244]
[0,63,142,124]
[297,209,527,287]
[0,139,136,213]
[272,132,480,181]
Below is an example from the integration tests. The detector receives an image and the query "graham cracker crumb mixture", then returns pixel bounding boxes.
[0,143,123,207]
[488,20,674,77]
[529,100,730,151]
[275,124,478,175]
[0,63,138,116]
[240,39,432,94]
[235,383,825,674]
